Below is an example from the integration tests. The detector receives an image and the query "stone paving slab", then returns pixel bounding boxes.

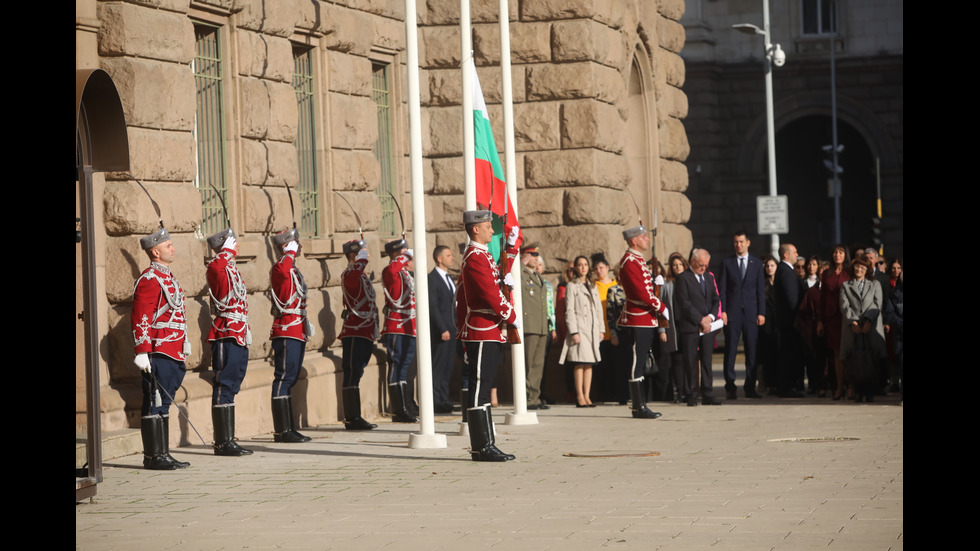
[77,396,902,551]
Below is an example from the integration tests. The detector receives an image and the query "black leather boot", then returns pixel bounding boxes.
[142,415,178,470]
[342,387,377,430]
[272,396,311,442]
[403,381,420,417]
[160,415,190,468]
[629,378,662,419]
[212,405,252,456]
[467,406,515,462]
[460,388,470,422]
[389,383,418,423]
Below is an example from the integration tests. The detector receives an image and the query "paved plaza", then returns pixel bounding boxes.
[76,381,903,551]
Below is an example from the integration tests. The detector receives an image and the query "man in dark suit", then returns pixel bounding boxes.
[718,231,766,399]
[773,243,804,398]
[427,245,457,413]
[864,247,892,393]
[675,248,723,406]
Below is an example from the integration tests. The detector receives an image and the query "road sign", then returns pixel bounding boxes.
[757,195,788,235]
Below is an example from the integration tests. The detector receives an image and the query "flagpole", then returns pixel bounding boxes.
[406,0,446,449]
[459,0,474,437]
[499,0,536,426]
[461,0,476,211]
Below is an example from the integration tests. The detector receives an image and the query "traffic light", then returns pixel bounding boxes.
[871,216,882,254]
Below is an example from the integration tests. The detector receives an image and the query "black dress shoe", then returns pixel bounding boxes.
[687,396,698,407]
[472,445,516,462]
[744,389,763,399]
[726,389,738,400]
[778,391,805,398]
[576,403,589,408]
[434,403,454,414]
[702,397,723,406]
[631,406,662,419]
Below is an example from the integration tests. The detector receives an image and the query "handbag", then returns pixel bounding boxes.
[846,332,876,385]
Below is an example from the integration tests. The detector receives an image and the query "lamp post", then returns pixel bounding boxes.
[734,0,785,258]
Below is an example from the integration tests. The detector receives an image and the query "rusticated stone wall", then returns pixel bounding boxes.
[419,0,692,269]
[77,0,691,440]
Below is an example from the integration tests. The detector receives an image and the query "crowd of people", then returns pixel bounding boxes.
[535,234,903,410]
[131,214,902,469]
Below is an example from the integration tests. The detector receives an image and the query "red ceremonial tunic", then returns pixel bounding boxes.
[207,247,251,347]
[132,262,188,361]
[617,249,665,328]
[458,241,517,343]
[270,250,309,341]
[338,257,379,341]
[381,253,416,336]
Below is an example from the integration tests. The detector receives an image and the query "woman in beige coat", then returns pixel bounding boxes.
[560,256,604,407]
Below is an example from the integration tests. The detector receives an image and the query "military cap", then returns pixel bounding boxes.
[343,239,366,256]
[384,238,408,257]
[520,242,540,254]
[271,228,299,248]
[622,225,648,240]
[463,209,492,226]
[140,227,171,250]
[206,228,237,252]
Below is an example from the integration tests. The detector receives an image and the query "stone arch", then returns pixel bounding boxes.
[737,92,899,175]
[736,92,899,252]
[623,41,665,254]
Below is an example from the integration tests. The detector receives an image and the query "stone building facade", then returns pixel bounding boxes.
[681,0,903,263]
[76,0,691,441]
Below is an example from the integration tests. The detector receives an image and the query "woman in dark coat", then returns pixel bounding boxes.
[758,256,779,393]
[658,252,688,402]
[818,244,851,400]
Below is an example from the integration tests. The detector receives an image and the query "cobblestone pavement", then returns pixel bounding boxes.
[76,387,903,551]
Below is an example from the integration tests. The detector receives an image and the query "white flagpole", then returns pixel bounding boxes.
[458,0,475,437]
[406,0,446,449]
[461,0,476,211]
[499,0,536,425]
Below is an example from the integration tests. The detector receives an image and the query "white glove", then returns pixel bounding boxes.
[512,317,522,331]
[135,353,151,373]
[507,226,520,247]
[183,340,192,356]
[222,235,237,251]
[304,319,316,337]
[283,241,299,254]
[403,248,414,259]
[503,273,515,287]
[654,275,665,286]
[355,249,369,261]
[661,308,670,321]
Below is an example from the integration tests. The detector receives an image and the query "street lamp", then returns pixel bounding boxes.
[734,0,784,257]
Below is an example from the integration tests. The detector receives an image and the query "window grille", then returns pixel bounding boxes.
[192,23,227,236]
[293,46,319,236]
[372,62,396,236]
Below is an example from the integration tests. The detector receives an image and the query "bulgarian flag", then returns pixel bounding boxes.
[471,66,522,265]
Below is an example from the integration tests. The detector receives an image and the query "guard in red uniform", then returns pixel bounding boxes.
[458,210,521,462]
[269,228,312,443]
[617,225,669,419]
[132,227,191,470]
[338,239,379,430]
[205,228,253,456]
[381,238,418,423]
